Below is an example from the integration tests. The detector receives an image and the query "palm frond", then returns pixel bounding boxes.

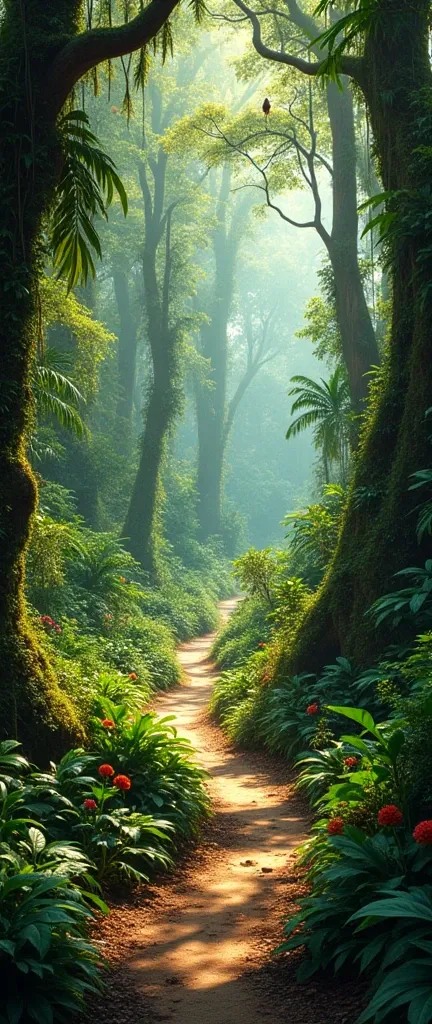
[51,110,128,292]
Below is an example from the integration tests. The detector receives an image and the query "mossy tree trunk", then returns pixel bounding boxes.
[113,266,139,429]
[287,0,432,672]
[0,0,179,753]
[122,147,180,577]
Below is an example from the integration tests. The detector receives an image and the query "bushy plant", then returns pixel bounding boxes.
[211,596,270,669]
[90,704,210,837]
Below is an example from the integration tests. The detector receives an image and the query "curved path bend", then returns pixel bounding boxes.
[88,600,360,1024]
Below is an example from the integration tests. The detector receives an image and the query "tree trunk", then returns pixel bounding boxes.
[0,2,84,755]
[325,83,380,411]
[288,0,432,673]
[196,167,238,540]
[122,153,179,576]
[113,268,138,426]
[122,345,176,574]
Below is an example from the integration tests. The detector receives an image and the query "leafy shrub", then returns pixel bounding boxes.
[211,597,270,669]
[91,705,210,837]
[0,868,104,1024]
[283,484,346,588]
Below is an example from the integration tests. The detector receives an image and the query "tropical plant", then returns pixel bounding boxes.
[32,346,87,439]
[52,110,128,292]
[367,561,432,629]
[286,366,351,484]
[283,485,346,588]
[91,705,210,836]
[0,868,104,1024]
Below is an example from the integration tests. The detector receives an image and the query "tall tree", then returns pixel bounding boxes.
[236,0,432,670]
[194,166,254,539]
[0,0,195,753]
[122,63,207,575]
[218,0,380,412]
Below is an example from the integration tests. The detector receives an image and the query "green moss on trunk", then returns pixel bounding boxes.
[287,0,432,674]
[0,0,85,754]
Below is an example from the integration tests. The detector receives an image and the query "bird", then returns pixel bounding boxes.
[262,97,271,116]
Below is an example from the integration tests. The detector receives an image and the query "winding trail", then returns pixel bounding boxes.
[89,601,360,1024]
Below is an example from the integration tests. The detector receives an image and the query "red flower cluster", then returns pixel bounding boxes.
[263,674,271,682]
[113,774,131,791]
[306,703,319,716]
[101,719,116,729]
[128,672,138,681]
[377,804,404,827]
[413,820,432,845]
[83,798,97,811]
[258,642,267,648]
[344,756,359,768]
[328,818,344,835]
[40,615,61,634]
[98,764,115,778]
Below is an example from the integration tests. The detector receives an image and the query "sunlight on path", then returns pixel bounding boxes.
[127,599,307,1023]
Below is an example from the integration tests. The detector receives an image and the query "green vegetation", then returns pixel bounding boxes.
[2,0,432,1019]
[211,443,432,1021]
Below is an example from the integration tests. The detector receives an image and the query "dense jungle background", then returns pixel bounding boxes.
[2,1,432,1022]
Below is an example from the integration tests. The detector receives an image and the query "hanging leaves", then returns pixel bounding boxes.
[51,110,128,292]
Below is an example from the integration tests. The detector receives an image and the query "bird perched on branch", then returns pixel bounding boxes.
[262,97,271,116]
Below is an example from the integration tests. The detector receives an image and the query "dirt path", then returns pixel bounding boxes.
[88,601,360,1024]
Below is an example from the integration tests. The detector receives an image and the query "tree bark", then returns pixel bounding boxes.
[0,0,180,750]
[122,148,179,576]
[196,168,248,540]
[325,83,380,411]
[287,0,432,672]
[113,268,138,426]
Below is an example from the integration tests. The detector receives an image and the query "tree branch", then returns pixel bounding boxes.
[49,0,181,114]
[229,0,364,84]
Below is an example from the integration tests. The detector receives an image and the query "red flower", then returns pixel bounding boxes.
[263,674,271,682]
[344,756,359,768]
[128,672,138,681]
[258,642,267,648]
[55,625,62,634]
[328,818,344,835]
[98,764,115,777]
[306,703,319,716]
[83,798,97,811]
[113,774,131,791]
[413,820,432,845]
[377,804,404,827]
[101,719,116,729]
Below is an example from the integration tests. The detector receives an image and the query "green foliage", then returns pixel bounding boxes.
[52,111,127,292]
[211,597,270,670]
[90,704,210,837]
[286,366,351,483]
[32,347,87,441]
[283,484,346,588]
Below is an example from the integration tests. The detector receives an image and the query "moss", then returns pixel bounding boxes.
[285,4,432,676]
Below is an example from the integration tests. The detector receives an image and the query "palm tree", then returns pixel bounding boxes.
[286,365,351,484]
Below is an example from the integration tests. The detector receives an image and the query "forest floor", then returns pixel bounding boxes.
[84,599,362,1024]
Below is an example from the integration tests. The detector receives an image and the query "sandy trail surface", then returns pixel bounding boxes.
[87,600,360,1024]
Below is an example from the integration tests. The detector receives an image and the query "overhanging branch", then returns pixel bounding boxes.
[49,0,181,114]
[230,0,364,84]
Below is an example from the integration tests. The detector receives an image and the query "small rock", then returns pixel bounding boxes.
[261,866,273,873]
[240,859,257,867]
